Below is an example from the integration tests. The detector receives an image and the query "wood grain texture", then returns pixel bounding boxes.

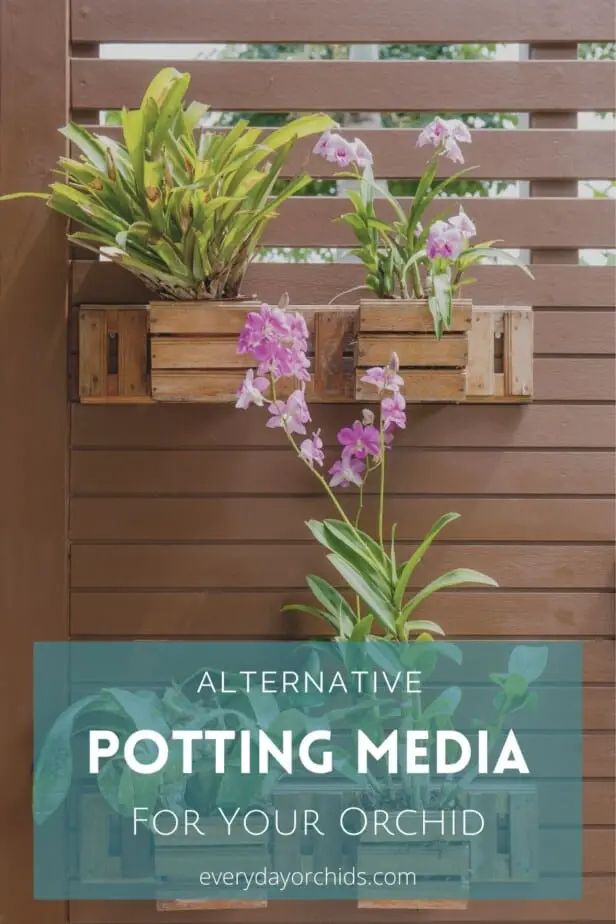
[70,543,615,591]
[71,262,616,308]
[359,300,472,332]
[71,403,616,449]
[67,877,616,922]
[71,60,616,113]
[69,590,615,640]
[257,198,615,249]
[71,128,616,181]
[151,338,254,370]
[70,449,616,496]
[0,1,69,923]
[69,496,615,542]
[72,0,616,43]
[357,335,468,367]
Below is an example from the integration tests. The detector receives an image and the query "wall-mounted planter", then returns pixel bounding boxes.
[149,300,260,402]
[357,829,470,910]
[150,301,357,403]
[154,816,268,912]
[77,302,533,405]
[355,298,472,402]
[357,782,538,911]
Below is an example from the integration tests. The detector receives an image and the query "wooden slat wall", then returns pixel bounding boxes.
[68,1,615,921]
[72,0,616,44]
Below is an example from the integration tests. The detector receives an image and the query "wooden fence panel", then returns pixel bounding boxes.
[72,59,616,112]
[64,1,616,921]
[72,0,616,44]
[0,1,70,923]
[70,127,616,180]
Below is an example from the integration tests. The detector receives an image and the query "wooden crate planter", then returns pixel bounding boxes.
[78,305,150,403]
[357,817,470,910]
[154,817,268,912]
[358,782,538,910]
[149,301,357,403]
[77,302,533,405]
[355,298,472,403]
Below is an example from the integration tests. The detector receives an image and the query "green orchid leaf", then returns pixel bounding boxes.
[402,568,498,619]
[394,513,460,608]
[305,575,356,639]
[326,553,397,635]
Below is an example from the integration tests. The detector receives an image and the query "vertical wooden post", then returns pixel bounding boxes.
[0,1,69,922]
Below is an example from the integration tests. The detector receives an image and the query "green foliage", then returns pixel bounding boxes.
[1,67,333,300]
[295,516,497,642]
[338,159,533,334]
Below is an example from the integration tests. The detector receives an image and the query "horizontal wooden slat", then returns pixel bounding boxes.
[73,128,616,181]
[71,263,616,308]
[359,300,471,333]
[69,497,615,542]
[72,0,616,43]
[533,358,616,401]
[71,404,616,449]
[70,543,615,591]
[68,878,616,922]
[150,358,615,403]
[535,312,616,355]
[257,198,616,249]
[71,60,616,113]
[71,450,615,497]
[151,338,253,371]
[70,589,615,640]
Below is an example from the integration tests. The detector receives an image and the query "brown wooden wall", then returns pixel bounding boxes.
[1,1,615,923]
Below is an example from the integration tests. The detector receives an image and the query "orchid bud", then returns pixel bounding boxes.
[278,292,290,311]
[361,408,375,427]
[388,352,400,374]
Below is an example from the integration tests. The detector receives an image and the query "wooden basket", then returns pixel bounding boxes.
[355,298,472,403]
[149,300,357,403]
[77,301,533,404]
[154,816,268,912]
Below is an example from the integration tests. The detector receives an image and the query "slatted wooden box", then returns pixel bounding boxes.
[154,817,268,912]
[357,781,538,910]
[355,298,473,403]
[149,300,357,403]
[77,302,533,404]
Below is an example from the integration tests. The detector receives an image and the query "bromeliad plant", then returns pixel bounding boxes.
[235,296,498,640]
[313,119,533,336]
[1,68,333,300]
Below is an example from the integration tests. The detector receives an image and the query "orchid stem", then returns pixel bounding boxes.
[270,376,355,528]
[378,425,386,550]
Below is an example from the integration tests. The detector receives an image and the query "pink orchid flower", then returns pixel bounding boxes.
[267,388,311,436]
[314,131,357,167]
[449,206,476,239]
[426,220,465,261]
[235,369,270,409]
[313,130,334,158]
[337,420,381,460]
[359,364,404,394]
[329,456,366,489]
[354,138,373,168]
[382,391,407,432]
[417,117,472,164]
[300,430,325,468]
